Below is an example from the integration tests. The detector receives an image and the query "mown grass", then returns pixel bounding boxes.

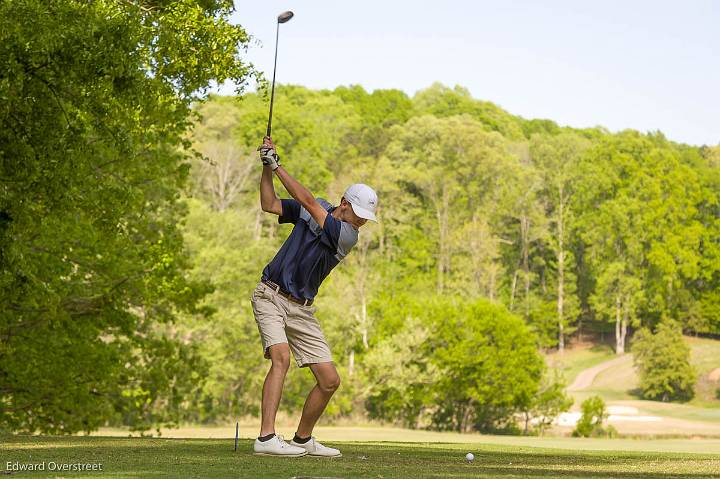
[2,435,720,479]
[688,336,720,405]
[565,337,720,411]
[545,343,616,384]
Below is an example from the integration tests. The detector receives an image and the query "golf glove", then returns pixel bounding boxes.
[258,147,281,170]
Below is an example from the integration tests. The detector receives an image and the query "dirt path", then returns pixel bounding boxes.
[567,354,631,391]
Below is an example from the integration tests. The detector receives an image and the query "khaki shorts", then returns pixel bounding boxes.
[250,281,332,367]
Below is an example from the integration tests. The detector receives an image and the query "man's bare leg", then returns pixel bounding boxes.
[295,362,340,438]
[260,343,291,436]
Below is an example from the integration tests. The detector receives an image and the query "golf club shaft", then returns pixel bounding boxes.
[266,21,280,138]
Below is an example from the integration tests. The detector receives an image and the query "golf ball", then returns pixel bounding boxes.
[465,452,474,462]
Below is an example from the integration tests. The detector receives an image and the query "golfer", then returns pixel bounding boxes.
[251,136,377,457]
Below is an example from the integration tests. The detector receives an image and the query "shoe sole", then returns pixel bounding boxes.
[307,453,342,458]
[253,452,308,457]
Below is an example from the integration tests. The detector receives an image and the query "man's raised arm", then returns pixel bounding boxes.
[258,135,282,215]
[259,164,282,215]
[274,166,328,228]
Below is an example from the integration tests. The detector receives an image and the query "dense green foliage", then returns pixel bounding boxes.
[520,370,574,436]
[429,301,544,434]
[0,0,254,433]
[179,83,718,431]
[362,298,547,433]
[2,1,717,435]
[572,396,616,438]
[632,322,697,402]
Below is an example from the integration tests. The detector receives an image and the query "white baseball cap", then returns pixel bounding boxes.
[343,183,378,222]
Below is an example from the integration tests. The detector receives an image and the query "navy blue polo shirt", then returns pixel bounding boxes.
[262,198,358,301]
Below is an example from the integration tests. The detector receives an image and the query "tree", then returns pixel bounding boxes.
[632,322,696,402]
[429,298,545,433]
[364,296,546,433]
[592,262,645,354]
[577,133,653,353]
[519,370,573,435]
[530,133,589,351]
[362,316,441,428]
[413,83,526,140]
[172,198,275,422]
[577,132,713,350]
[572,396,616,438]
[496,143,550,334]
[333,85,413,157]
[451,215,502,300]
[191,98,255,212]
[235,85,362,192]
[383,114,511,294]
[0,0,254,433]
[687,145,720,334]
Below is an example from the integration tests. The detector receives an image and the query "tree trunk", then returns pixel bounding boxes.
[378,211,385,255]
[204,145,252,212]
[620,298,629,353]
[435,182,450,294]
[521,213,531,319]
[361,295,368,350]
[615,294,625,354]
[510,269,519,311]
[557,197,565,352]
[489,266,496,302]
[558,248,565,352]
[461,402,473,433]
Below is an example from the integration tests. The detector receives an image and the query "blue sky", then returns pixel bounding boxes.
[228,1,719,146]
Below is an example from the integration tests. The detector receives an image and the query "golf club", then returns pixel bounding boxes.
[266,10,294,138]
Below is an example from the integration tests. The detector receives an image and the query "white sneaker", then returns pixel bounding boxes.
[289,437,342,457]
[253,434,308,457]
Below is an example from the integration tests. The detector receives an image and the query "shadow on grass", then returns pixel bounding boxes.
[628,386,645,400]
[413,452,719,479]
[588,344,615,353]
[360,443,719,478]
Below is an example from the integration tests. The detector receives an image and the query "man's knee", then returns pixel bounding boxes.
[268,344,291,372]
[318,372,340,394]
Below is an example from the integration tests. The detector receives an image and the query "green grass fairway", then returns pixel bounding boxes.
[545,344,615,385]
[2,435,720,479]
[570,337,720,413]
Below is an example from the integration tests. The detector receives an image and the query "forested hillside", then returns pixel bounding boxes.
[177,83,720,430]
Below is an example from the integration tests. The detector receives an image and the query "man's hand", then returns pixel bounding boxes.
[257,136,280,170]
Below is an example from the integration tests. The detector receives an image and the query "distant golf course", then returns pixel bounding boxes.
[546,336,720,436]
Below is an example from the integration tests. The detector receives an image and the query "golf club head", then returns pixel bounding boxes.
[278,11,294,24]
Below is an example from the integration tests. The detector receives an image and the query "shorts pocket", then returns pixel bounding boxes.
[251,285,265,303]
[299,303,317,315]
